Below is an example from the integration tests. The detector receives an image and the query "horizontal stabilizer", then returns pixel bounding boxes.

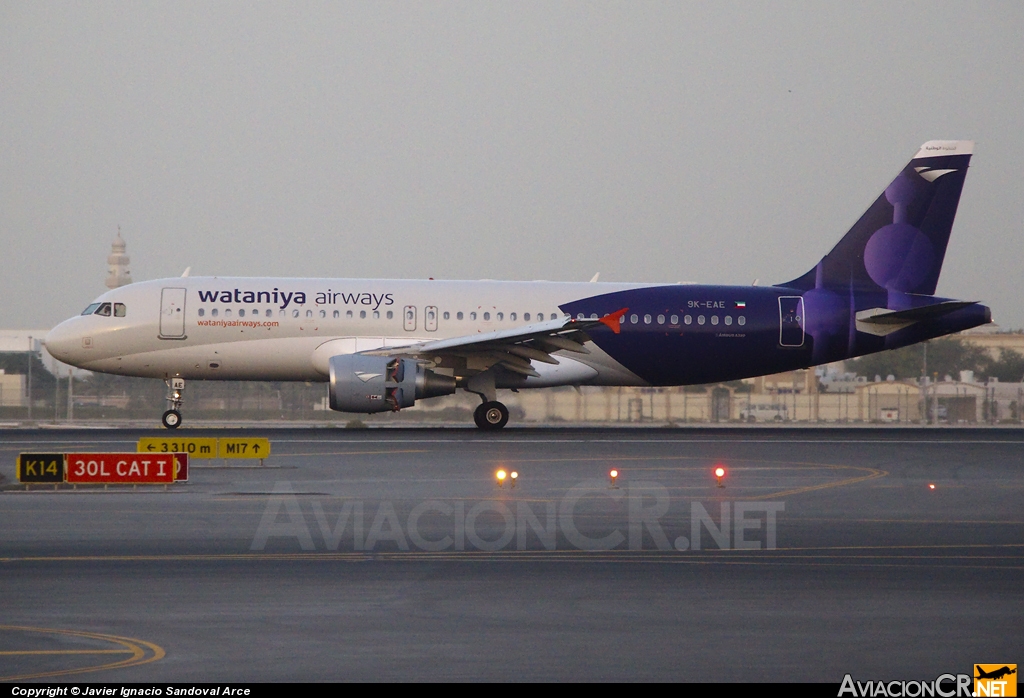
[855,301,976,336]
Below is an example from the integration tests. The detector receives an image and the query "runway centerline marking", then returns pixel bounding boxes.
[0,625,165,681]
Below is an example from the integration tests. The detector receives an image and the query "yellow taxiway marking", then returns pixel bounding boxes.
[0,625,165,681]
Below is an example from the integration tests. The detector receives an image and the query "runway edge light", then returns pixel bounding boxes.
[496,469,507,488]
[609,469,619,489]
[715,466,726,488]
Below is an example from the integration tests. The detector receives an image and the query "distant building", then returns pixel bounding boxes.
[959,325,1024,359]
[105,229,132,289]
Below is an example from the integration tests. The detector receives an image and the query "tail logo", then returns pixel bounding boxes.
[914,166,958,182]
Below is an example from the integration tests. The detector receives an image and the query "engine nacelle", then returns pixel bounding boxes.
[328,355,457,413]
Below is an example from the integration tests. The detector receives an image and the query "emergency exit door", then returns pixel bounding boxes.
[160,288,187,339]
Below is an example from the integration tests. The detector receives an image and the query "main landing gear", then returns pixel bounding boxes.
[474,401,509,430]
[466,371,508,430]
[162,377,185,429]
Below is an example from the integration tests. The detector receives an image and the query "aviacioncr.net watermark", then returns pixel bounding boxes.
[249,480,784,552]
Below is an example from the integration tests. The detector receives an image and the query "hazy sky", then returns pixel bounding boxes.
[3,2,1023,329]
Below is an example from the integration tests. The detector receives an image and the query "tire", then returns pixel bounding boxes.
[476,401,509,430]
[162,409,182,429]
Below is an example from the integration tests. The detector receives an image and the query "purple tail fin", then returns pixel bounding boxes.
[783,140,973,300]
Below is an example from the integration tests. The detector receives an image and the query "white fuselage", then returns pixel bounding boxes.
[45,277,658,387]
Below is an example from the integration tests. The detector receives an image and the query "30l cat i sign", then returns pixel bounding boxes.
[66,453,176,484]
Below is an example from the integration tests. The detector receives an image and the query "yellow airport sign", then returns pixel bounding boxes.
[218,438,271,459]
[138,437,218,458]
[18,453,64,483]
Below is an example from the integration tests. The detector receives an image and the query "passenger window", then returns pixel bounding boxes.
[225,309,233,317]
[333,310,340,319]
[738,316,746,326]
[239,309,245,317]
[630,314,638,324]
[642,314,650,324]
[470,312,477,321]
[114,303,126,317]
[360,310,366,319]
[684,315,692,325]
[510,312,517,321]
[306,310,313,318]
[212,309,219,317]
[591,313,598,319]
[266,309,272,318]
[657,314,665,324]
[443,311,450,320]
[697,315,705,325]
[711,315,719,325]
[346,310,353,319]
[320,310,326,318]
[497,312,503,321]
[670,314,679,324]
[81,303,101,316]
[198,308,205,317]
[279,309,286,317]
[292,309,299,318]
[96,303,112,317]
[725,316,733,326]
[457,312,464,320]
[483,312,490,321]
[524,313,530,321]
[577,313,585,320]
[387,310,393,320]
[373,310,380,319]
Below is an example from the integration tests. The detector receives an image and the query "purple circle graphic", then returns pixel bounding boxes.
[863,223,935,291]
[885,174,916,207]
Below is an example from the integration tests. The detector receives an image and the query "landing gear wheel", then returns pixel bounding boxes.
[474,401,509,430]
[162,409,182,429]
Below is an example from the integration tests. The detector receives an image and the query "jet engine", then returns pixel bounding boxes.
[328,355,456,413]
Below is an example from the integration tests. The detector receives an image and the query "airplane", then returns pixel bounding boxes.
[44,140,990,430]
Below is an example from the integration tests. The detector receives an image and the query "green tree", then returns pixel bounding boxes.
[983,349,1024,383]
[846,337,990,381]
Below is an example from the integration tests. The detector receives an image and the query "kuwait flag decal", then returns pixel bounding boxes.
[734,301,747,309]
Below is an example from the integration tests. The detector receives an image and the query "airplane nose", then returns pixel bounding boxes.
[44,321,81,365]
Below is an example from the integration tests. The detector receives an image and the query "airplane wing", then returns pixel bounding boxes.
[362,308,628,377]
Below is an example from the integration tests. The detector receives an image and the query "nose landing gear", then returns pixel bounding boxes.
[163,377,185,429]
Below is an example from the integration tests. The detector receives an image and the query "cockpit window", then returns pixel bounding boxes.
[114,303,126,317]
[95,303,112,317]
[81,303,101,316]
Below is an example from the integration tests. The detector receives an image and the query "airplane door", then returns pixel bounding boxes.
[778,296,805,347]
[425,306,438,332]
[403,305,417,331]
[160,287,187,339]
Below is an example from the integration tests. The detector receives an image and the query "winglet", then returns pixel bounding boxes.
[600,308,628,334]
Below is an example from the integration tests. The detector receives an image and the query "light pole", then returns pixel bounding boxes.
[26,336,33,421]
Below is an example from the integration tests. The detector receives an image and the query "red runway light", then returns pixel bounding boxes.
[715,467,726,478]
